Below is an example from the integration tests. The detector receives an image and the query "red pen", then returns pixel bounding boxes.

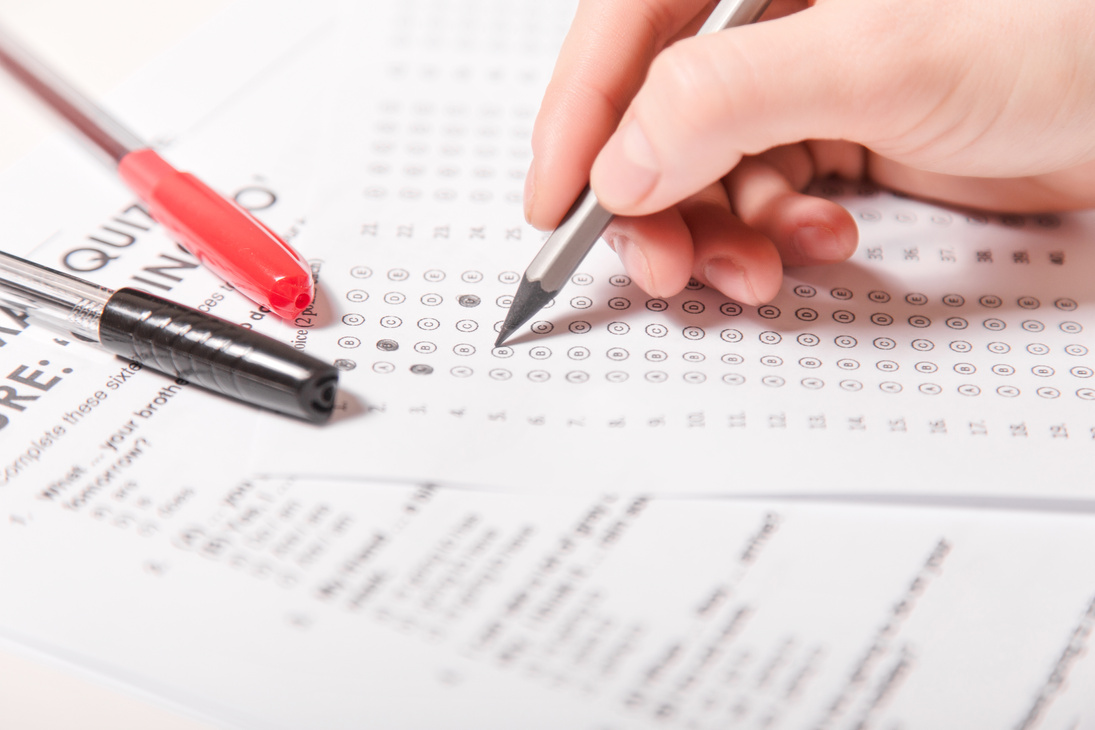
[0,24,313,319]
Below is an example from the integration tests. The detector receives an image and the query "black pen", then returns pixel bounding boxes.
[0,250,339,423]
[496,0,774,347]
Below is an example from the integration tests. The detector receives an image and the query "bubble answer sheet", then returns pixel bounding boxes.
[0,0,1094,727]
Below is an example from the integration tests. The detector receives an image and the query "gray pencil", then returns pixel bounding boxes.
[495,0,775,347]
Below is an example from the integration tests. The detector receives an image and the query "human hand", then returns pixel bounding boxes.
[524,0,1095,304]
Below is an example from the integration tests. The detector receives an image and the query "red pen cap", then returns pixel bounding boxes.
[117,148,313,319]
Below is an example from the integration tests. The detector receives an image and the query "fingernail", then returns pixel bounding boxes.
[792,225,846,261]
[704,258,759,305]
[595,119,659,209]
[523,159,536,223]
[608,233,655,294]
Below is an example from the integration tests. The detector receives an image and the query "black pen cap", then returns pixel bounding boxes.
[99,288,339,423]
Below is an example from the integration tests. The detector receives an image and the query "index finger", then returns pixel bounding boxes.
[526,0,713,230]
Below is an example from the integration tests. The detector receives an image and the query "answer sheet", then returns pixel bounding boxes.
[0,0,1094,726]
[0,0,1092,497]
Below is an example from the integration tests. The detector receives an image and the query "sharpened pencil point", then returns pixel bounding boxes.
[494,274,556,348]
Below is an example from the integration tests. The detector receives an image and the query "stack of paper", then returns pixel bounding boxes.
[1,0,1092,727]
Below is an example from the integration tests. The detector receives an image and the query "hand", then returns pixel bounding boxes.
[524,0,1095,304]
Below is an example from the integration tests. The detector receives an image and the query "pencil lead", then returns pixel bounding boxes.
[495,274,554,349]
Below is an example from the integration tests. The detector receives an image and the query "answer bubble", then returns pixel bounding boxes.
[720,302,743,317]
[682,326,705,341]
[608,321,634,335]
[758,331,781,345]
[758,305,780,319]
[646,299,668,312]
[569,321,591,335]
[797,333,820,347]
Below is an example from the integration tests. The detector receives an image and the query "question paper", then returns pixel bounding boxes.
[0,0,1094,726]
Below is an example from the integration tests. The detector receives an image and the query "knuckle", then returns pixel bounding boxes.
[645,41,739,137]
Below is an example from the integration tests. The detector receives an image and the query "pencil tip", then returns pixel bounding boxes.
[494,274,555,349]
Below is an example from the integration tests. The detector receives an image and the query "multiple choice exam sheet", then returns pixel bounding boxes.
[0,0,1094,727]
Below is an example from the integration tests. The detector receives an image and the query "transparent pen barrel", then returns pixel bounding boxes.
[0,252,111,342]
[0,24,143,164]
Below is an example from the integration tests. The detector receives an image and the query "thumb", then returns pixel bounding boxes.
[589,0,916,215]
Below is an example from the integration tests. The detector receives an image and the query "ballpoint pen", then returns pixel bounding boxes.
[495,0,774,347]
[0,250,339,423]
[0,24,315,320]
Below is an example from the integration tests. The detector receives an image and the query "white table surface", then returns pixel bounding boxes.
[0,3,230,726]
